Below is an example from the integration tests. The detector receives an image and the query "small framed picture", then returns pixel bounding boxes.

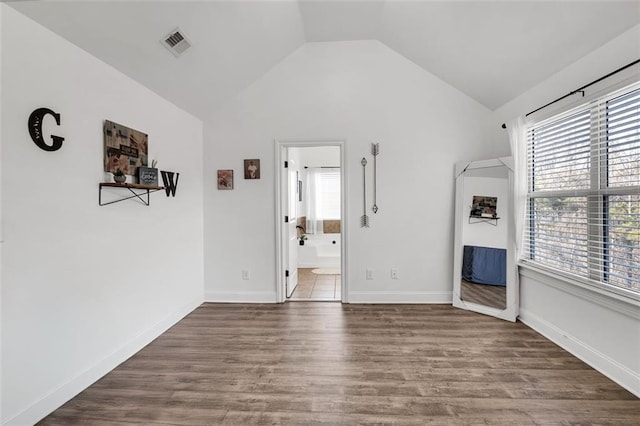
[244,159,260,179]
[217,170,234,190]
[471,195,497,218]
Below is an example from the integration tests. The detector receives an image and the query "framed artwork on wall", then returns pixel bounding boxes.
[244,159,260,179]
[217,169,234,190]
[471,195,498,218]
[103,120,148,176]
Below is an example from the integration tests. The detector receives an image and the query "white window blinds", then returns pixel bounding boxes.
[318,169,341,220]
[525,83,640,296]
[306,168,341,234]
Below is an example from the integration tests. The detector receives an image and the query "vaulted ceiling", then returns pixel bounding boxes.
[7,1,640,120]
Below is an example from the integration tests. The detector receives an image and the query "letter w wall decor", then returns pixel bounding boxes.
[161,171,180,197]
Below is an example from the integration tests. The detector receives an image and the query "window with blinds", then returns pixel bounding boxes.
[318,169,341,220]
[525,83,640,296]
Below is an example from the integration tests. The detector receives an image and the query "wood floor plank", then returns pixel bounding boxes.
[39,303,639,425]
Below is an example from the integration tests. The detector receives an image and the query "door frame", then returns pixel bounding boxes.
[274,139,348,303]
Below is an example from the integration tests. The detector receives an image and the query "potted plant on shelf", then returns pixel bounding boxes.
[296,225,307,245]
[113,168,126,184]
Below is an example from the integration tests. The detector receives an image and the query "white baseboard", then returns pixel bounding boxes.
[519,307,640,398]
[204,291,277,303]
[5,296,203,426]
[348,291,452,304]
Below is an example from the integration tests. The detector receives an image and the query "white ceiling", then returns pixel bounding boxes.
[7,1,640,120]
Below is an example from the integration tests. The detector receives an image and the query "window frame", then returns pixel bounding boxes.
[316,168,341,220]
[522,81,640,302]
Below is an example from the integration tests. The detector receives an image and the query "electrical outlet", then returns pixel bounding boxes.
[391,268,398,279]
[366,269,374,280]
[242,269,250,280]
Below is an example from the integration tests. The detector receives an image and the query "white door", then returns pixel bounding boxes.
[285,155,299,297]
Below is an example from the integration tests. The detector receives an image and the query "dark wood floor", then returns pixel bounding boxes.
[40,303,639,425]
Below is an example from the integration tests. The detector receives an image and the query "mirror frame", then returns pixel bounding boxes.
[452,157,518,322]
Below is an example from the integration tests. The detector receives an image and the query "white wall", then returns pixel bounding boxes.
[203,40,493,303]
[0,5,3,423]
[491,25,640,396]
[491,24,640,157]
[296,146,340,169]
[1,6,205,424]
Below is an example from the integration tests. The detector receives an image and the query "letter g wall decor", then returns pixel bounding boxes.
[28,107,65,151]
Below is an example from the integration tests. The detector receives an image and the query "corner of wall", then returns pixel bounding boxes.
[0,3,4,423]
[519,306,640,398]
[3,297,202,426]
[489,24,640,398]
[1,6,206,423]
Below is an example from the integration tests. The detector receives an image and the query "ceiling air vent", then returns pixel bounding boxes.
[161,28,192,57]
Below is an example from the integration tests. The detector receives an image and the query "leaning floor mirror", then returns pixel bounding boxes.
[452,157,518,322]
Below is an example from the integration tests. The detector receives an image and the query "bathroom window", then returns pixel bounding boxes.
[306,168,341,233]
[524,82,640,297]
[318,169,341,219]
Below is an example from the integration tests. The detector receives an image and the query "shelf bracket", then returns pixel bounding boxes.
[468,216,500,226]
[99,183,164,206]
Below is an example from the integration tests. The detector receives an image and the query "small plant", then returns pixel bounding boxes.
[299,234,307,241]
[151,159,157,168]
[112,168,126,183]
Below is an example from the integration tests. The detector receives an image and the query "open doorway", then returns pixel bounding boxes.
[275,140,347,303]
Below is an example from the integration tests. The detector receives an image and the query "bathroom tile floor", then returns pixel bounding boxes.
[288,268,341,301]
